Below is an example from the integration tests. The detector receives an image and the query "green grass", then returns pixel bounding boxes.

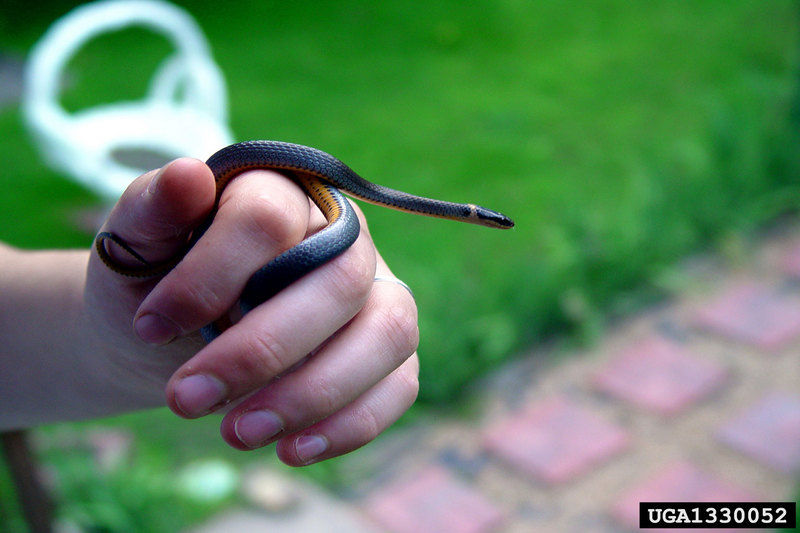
[2,0,797,401]
[1,1,799,530]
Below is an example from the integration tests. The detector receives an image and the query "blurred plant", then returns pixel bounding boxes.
[32,428,230,533]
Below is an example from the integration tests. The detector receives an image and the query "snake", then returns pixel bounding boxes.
[95,140,514,342]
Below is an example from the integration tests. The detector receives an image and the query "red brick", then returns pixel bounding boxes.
[611,461,758,533]
[717,393,800,473]
[483,397,629,484]
[694,281,800,350]
[592,336,728,415]
[363,466,505,533]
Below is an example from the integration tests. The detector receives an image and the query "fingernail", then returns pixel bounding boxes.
[174,374,227,417]
[134,313,180,345]
[295,435,328,464]
[234,410,284,448]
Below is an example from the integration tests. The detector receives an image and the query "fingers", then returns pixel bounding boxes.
[133,169,312,343]
[160,201,420,464]
[163,216,378,416]
[217,257,420,465]
[96,159,420,463]
[276,354,419,466]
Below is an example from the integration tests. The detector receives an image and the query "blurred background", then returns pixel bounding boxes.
[0,1,798,532]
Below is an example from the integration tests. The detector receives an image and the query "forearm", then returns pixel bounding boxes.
[0,244,160,429]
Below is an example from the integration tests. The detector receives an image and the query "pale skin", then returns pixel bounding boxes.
[0,158,420,466]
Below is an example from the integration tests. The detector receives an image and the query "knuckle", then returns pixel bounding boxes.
[305,375,345,420]
[325,245,375,306]
[244,194,306,249]
[346,362,421,445]
[239,329,293,377]
[372,302,420,360]
[396,359,421,402]
[349,402,384,444]
[158,274,229,326]
[226,189,307,252]
[184,279,227,315]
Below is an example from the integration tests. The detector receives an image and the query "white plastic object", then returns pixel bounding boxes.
[23,0,234,201]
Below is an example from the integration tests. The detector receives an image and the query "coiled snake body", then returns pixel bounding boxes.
[95,140,514,342]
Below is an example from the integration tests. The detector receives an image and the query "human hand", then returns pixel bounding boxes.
[85,158,419,465]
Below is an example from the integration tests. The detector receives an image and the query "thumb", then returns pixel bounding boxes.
[95,158,216,276]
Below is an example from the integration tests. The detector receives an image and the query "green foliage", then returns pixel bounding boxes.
[1,1,798,401]
[44,437,226,532]
[1,416,238,533]
[0,457,28,532]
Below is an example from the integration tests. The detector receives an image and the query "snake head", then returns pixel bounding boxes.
[470,204,515,229]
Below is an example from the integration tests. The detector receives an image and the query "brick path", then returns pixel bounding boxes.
[193,227,800,532]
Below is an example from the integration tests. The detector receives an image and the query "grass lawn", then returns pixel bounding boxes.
[1,0,798,530]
